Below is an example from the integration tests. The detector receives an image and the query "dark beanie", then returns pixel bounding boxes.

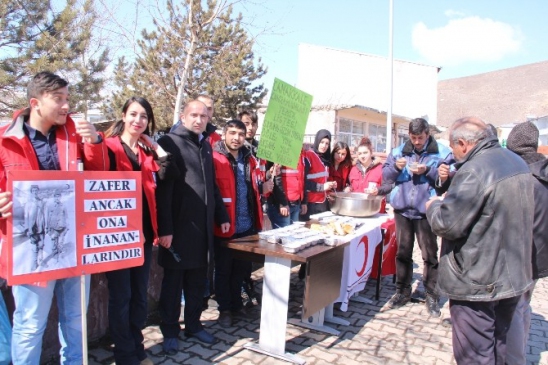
[507,121,539,156]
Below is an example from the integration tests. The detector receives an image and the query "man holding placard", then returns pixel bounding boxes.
[0,71,108,364]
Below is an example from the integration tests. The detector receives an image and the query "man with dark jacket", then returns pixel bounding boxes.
[426,117,534,365]
[212,120,266,327]
[156,100,230,351]
[382,118,453,316]
[170,94,221,147]
[505,121,548,365]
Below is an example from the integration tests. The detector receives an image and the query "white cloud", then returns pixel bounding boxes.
[412,16,523,66]
[444,9,466,18]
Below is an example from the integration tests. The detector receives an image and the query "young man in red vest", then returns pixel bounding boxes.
[212,119,272,328]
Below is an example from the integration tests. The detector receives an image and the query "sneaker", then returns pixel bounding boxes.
[218,310,233,328]
[425,293,441,317]
[184,329,216,344]
[382,289,411,311]
[162,337,178,355]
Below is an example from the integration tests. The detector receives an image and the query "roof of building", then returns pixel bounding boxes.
[437,61,548,127]
[300,43,441,71]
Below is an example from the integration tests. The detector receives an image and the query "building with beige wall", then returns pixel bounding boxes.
[258,44,440,152]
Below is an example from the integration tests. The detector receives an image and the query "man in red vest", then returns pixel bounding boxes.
[212,119,272,328]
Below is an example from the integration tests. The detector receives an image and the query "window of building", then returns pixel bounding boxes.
[338,118,391,152]
[338,118,366,147]
[397,125,409,146]
[368,124,387,152]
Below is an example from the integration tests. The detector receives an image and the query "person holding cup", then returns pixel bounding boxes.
[381,118,454,317]
[345,137,390,213]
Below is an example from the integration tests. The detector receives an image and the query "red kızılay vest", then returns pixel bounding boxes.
[213,151,263,237]
[281,152,305,202]
[305,150,329,203]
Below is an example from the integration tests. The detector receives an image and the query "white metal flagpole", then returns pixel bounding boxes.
[386,0,394,152]
[78,160,88,365]
[81,275,88,365]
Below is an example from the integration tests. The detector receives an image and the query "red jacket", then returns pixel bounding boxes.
[329,164,351,192]
[208,130,221,147]
[105,137,160,245]
[0,108,109,280]
[213,147,263,237]
[348,162,386,213]
[305,150,329,203]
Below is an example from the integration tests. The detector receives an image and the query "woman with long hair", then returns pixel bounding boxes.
[329,141,353,191]
[104,97,175,364]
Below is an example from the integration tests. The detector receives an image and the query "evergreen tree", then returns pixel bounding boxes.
[110,0,267,131]
[0,0,110,118]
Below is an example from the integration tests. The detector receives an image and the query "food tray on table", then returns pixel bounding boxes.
[257,216,366,253]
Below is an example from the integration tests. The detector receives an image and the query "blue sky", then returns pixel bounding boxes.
[234,0,548,92]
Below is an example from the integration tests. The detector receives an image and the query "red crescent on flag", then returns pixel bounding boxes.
[355,235,369,277]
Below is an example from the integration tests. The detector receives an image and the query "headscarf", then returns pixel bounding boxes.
[313,129,332,166]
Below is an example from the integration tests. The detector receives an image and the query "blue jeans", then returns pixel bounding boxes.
[0,292,11,365]
[267,202,301,228]
[11,276,90,365]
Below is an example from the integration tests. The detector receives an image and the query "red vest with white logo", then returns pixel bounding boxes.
[305,150,329,203]
[282,152,305,202]
[213,151,263,237]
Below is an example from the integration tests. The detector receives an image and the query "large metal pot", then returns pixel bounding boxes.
[329,192,383,217]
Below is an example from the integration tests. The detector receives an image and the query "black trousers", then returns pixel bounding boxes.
[159,266,207,337]
[214,229,255,312]
[394,213,438,294]
[105,242,153,365]
[450,296,520,365]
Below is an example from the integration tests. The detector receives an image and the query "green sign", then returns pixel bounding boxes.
[257,78,313,169]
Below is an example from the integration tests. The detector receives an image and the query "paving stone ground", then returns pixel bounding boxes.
[88,244,548,365]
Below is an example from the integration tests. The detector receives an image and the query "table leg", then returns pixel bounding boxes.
[288,305,342,336]
[324,302,350,326]
[244,256,305,364]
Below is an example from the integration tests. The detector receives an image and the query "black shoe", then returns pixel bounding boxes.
[441,317,452,327]
[218,310,233,328]
[184,329,216,344]
[382,289,411,311]
[162,337,178,355]
[231,307,248,319]
[425,293,441,317]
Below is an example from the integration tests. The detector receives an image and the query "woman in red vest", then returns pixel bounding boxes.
[104,97,174,365]
[329,141,353,192]
[302,129,336,221]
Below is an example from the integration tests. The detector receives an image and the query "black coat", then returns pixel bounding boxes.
[526,157,548,279]
[427,137,534,301]
[156,126,229,269]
